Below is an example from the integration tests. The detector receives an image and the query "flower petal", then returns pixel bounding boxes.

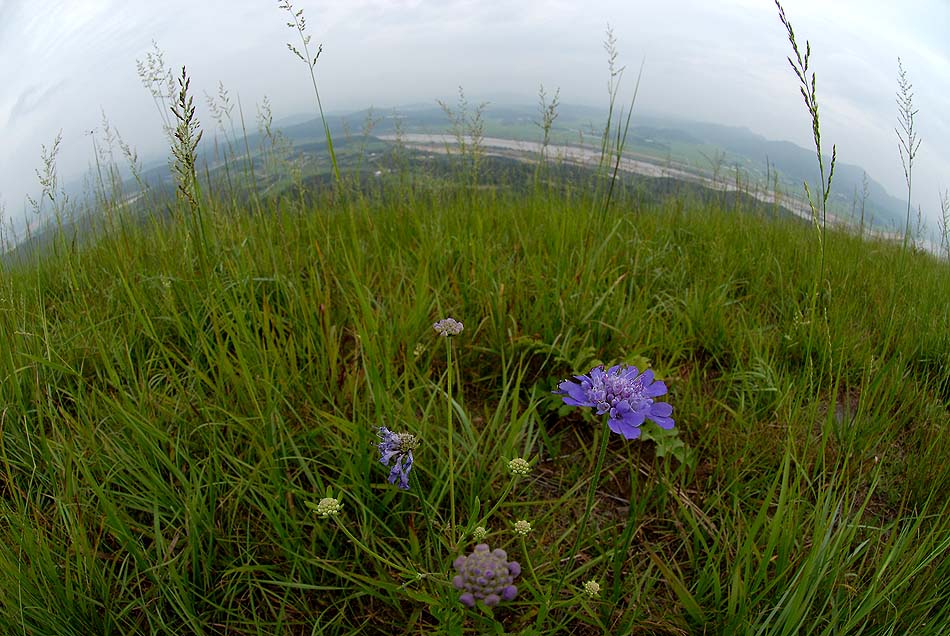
[614,420,642,439]
[650,402,673,417]
[620,366,640,379]
[618,409,645,430]
[606,417,625,436]
[387,464,401,485]
[558,380,593,406]
[644,379,668,397]
[649,414,675,429]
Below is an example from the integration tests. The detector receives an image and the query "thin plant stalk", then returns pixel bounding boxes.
[536,421,611,629]
[602,60,643,216]
[473,479,514,532]
[938,190,950,261]
[774,0,836,383]
[533,83,560,191]
[520,535,544,600]
[279,1,342,190]
[445,336,457,544]
[330,515,417,577]
[896,57,921,255]
[775,0,837,270]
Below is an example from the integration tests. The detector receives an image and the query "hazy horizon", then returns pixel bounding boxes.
[2,0,948,235]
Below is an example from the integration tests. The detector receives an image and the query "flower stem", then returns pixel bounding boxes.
[446,337,456,544]
[333,517,412,575]
[521,535,544,597]
[473,479,514,531]
[537,419,611,629]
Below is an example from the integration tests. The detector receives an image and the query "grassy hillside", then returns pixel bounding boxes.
[1,166,949,633]
[1,3,948,634]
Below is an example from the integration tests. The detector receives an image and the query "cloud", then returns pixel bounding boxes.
[0,0,24,39]
[6,81,68,127]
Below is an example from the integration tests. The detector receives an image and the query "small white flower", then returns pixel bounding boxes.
[508,457,531,476]
[513,519,532,536]
[314,497,343,518]
[583,579,601,598]
[472,526,488,542]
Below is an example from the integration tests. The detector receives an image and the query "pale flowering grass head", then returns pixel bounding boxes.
[433,317,464,337]
[555,364,674,440]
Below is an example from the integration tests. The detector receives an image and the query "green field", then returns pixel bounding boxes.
[2,151,949,633]
[1,3,948,634]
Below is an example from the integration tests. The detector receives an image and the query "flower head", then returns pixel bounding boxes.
[555,364,674,440]
[377,427,419,490]
[512,519,532,536]
[452,544,521,608]
[433,317,464,337]
[507,457,531,476]
[314,497,343,518]
[472,526,488,542]
[583,579,601,598]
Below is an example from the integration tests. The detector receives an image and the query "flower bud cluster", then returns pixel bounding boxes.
[512,520,532,536]
[433,317,464,337]
[452,544,520,607]
[314,497,342,518]
[583,579,601,598]
[507,457,531,475]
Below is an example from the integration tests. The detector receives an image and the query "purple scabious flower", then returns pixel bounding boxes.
[452,544,521,608]
[555,364,674,440]
[433,317,464,337]
[376,427,419,490]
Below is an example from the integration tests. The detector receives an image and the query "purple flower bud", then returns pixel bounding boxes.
[452,544,521,608]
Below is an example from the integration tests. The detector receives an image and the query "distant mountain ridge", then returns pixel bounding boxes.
[628,114,905,228]
[319,103,905,229]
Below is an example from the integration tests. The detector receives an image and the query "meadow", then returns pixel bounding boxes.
[0,2,949,634]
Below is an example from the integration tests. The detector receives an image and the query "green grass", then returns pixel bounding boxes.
[1,174,949,634]
[2,4,949,634]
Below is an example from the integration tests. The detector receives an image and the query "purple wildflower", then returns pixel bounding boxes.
[452,544,521,608]
[555,364,674,440]
[433,317,464,337]
[376,427,419,490]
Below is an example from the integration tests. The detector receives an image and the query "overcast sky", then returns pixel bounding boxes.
[1,0,948,235]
